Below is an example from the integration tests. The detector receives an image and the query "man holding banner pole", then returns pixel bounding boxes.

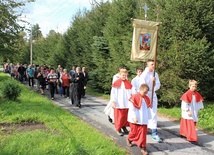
[131,18,162,142]
[140,59,162,142]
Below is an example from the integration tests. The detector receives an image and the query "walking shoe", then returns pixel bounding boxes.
[108,116,113,124]
[51,97,54,100]
[141,147,148,155]
[179,135,186,138]
[122,127,129,134]
[126,137,132,147]
[116,129,123,136]
[152,135,162,142]
[190,141,198,145]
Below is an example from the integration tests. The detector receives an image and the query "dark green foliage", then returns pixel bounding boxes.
[2,79,21,101]
[32,24,43,40]
[104,1,136,63]
[103,0,141,87]
[157,0,214,103]
[6,0,214,105]
[90,36,110,92]
[0,0,31,58]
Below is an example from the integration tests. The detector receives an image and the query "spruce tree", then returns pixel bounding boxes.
[157,0,214,104]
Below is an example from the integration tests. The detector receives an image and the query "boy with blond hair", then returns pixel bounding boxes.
[180,80,204,143]
[110,69,132,136]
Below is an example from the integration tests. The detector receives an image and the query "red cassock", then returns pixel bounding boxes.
[114,109,129,131]
[129,123,148,148]
[180,118,198,142]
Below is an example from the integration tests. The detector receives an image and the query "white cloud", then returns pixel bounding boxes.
[20,0,90,36]
[21,0,110,37]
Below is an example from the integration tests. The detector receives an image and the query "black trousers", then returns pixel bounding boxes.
[81,87,86,97]
[62,86,70,97]
[19,74,24,82]
[49,82,56,98]
[71,87,81,106]
[28,77,34,87]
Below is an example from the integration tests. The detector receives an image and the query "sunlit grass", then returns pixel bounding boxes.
[0,73,126,155]
[86,87,110,100]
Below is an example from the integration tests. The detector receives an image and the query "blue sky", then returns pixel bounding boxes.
[21,0,94,37]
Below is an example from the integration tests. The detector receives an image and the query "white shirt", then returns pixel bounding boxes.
[131,76,141,95]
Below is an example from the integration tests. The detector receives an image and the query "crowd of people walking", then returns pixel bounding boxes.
[3,62,89,108]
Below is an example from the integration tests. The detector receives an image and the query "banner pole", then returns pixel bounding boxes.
[151,25,159,105]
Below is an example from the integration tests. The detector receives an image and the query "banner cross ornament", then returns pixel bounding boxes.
[143,3,150,20]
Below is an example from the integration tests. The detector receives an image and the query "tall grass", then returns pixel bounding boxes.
[0,73,126,155]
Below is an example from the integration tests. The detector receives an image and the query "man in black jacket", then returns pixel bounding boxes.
[18,64,26,83]
[70,67,85,108]
[81,66,89,98]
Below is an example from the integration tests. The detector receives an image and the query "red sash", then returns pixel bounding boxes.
[112,79,132,89]
[129,93,152,109]
[180,90,203,104]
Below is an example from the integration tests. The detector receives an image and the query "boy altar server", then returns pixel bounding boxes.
[180,80,204,143]
[110,69,132,136]
[127,84,152,155]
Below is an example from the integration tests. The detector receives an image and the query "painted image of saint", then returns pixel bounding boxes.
[140,33,151,50]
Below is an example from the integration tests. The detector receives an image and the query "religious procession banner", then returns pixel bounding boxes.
[131,19,159,61]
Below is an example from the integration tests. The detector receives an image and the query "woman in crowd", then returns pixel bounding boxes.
[60,69,70,98]
[47,68,58,100]
[37,67,47,95]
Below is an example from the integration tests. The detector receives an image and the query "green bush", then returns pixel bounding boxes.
[2,79,21,101]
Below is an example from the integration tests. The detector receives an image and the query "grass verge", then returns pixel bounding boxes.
[0,73,126,155]
[86,87,110,100]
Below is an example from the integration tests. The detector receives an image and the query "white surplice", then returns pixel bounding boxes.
[128,99,151,125]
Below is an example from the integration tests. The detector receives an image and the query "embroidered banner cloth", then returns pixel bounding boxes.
[131,19,159,61]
